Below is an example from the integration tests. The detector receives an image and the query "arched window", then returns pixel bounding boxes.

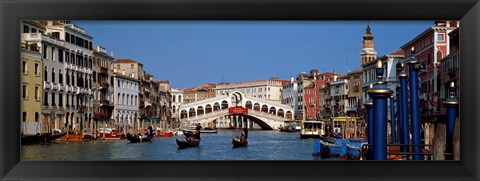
[122,93,125,105]
[51,68,55,83]
[44,66,48,81]
[59,69,63,84]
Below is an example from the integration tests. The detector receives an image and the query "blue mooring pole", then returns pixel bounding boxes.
[398,65,409,153]
[390,95,396,144]
[368,60,393,160]
[443,81,459,160]
[364,95,373,158]
[396,85,402,144]
[407,47,422,160]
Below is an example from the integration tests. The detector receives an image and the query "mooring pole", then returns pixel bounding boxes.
[443,81,459,160]
[398,63,409,153]
[407,47,422,160]
[390,95,396,144]
[364,90,373,158]
[368,60,393,160]
[396,85,402,144]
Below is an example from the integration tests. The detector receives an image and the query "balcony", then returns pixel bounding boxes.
[100,99,114,107]
[21,33,65,47]
[52,83,59,90]
[145,101,152,107]
[77,105,86,113]
[58,84,64,91]
[43,81,51,89]
[99,68,108,75]
[75,87,81,95]
[419,93,428,100]
[346,106,357,112]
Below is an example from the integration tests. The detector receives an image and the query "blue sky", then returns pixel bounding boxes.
[75,21,432,89]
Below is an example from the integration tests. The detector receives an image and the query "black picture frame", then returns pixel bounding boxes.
[1,0,479,180]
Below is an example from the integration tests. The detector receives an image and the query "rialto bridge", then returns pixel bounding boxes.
[178,91,294,130]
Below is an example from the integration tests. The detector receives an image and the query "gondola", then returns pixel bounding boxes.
[45,131,67,142]
[232,137,248,148]
[176,138,200,149]
[126,134,152,143]
[21,132,52,144]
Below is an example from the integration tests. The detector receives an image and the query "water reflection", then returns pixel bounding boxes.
[22,130,337,161]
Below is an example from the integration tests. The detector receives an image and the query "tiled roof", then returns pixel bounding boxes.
[115,59,138,63]
[390,49,405,56]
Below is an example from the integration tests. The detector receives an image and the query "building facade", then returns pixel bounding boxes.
[400,21,459,120]
[330,77,349,117]
[42,21,95,133]
[346,69,363,117]
[92,45,115,128]
[216,79,287,103]
[183,83,216,104]
[170,88,183,121]
[113,73,140,133]
[20,48,43,135]
[439,28,460,112]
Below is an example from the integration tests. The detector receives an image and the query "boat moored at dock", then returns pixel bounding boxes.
[300,120,325,139]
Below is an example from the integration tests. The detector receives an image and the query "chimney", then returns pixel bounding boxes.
[290,76,294,83]
[334,75,337,81]
[111,51,114,57]
[47,21,53,26]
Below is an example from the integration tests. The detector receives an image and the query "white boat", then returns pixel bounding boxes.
[300,120,325,139]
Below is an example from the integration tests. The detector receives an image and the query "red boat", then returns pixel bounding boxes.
[57,131,83,141]
[97,128,122,140]
[156,131,174,137]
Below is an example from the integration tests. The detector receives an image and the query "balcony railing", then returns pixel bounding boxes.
[21,33,65,47]
[43,81,51,89]
[346,106,357,112]
[77,105,86,113]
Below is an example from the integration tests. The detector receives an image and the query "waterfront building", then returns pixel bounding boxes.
[171,88,183,121]
[216,79,288,103]
[282,72,315,119]
[312,71,337,120]
[346,68,364,117]
[114,59,144,129]
[439,28,460,111]
[319,81,332,120]
[400,21,459,120]
[156,80,173,127]
[183,83,216,104]
[20,30,44,134]
[92,45,115,130]
[282,77,300,118]
[362,50,404,102]
[330,76,349,117]
[41,21,95,133]
[317,72,337,120]
[113,72,140,133]
[140,73,156,123]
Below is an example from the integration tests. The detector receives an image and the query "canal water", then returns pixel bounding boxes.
[21,129,341,160]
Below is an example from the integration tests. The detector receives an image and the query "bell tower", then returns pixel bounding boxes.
[360,23,377,65]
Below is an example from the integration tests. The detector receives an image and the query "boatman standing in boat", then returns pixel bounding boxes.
[242,126,248,139]
[194,123,202,140]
